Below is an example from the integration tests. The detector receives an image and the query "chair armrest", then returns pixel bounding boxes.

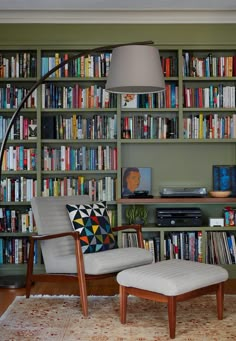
[26,230,85,281]
[30,231,80,241]
[112,224,144,248]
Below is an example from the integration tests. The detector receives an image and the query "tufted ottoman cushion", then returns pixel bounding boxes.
[117,259,228,296]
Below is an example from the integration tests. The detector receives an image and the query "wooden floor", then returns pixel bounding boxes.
[0,278,236,318]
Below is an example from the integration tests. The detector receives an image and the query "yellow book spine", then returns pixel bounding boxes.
[55,53,60,78]
[199,112,203,139]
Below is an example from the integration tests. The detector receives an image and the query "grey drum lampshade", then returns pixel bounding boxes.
[105,45,165,94]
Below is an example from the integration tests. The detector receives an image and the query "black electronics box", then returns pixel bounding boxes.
[156,207,202,227]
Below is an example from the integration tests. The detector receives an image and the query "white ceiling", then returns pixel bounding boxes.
[0,0,236,24]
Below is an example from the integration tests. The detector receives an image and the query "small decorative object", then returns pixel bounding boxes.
[224,206,236,226]
[209,218,224,227]
[121,94,138,108]
[125,205,148,225]
[209,191,231,198]
[121,167,151,198]
[212,165,236,196]
[28,123,37,139]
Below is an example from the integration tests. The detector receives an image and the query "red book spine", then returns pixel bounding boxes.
[64,53,68,77]
[233,56,236,77]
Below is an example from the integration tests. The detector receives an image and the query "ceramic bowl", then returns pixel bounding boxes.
[209,191,231,198]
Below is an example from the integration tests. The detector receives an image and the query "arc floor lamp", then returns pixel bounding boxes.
[0,41,165,288]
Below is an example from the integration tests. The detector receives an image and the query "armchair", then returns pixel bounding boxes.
[26,195,153,316]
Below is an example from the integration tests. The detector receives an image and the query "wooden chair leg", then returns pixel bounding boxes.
[216,282,224,320]
[25,238,35,298]
[74,237,89,317]
[77,272,88,317]
[120,285,128,324]
[168,296,177,339]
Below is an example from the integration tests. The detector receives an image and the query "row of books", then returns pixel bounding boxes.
[0,208,34,233]
[1,51,235,80]
[121,233,160,263]
[2,147,37,171]
[43,145,117,171]
[0,206,116,235]
[0,116,37,141]
[0,52,37,78]
[121,115,178,139]
[165,231,203,262]
[161,55,178,77]
[164,231,236,264]
[0,238,38,265]
[1,177,37,202]
[121,85,178,109]
[183,52,236,77]
[183,113,236,139]
[0,175,117,202]
[206,232,236,265]
[42,114,117,140]
[0,85,37,109]
[41,176,116,201]
[184,85,235,108]
[41,52,112,78]
[122,232,202,262]
[42,83,117,109]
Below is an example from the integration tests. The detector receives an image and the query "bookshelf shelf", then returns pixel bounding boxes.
[117,45,236,274]
[117,197,236,204]
[1,43,236,280]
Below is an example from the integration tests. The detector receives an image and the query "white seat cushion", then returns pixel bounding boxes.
[84,247,153,275]
[117,259,229,296]
[45,247,153,275]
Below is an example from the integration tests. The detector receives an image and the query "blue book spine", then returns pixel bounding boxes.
[213,165,220,190]
[0,239,3,264]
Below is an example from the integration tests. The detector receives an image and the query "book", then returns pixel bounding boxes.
[213,165,236,195]
[121,94,138,108]
[0,238,3,264]
[28,123,37,140]
[41,116,56,139]
[153,236,160,262]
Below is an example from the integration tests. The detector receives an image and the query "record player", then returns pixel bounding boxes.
[160,187,207,198]
[156,207,202,227]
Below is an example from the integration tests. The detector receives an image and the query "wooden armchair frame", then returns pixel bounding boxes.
[26,224,144,316]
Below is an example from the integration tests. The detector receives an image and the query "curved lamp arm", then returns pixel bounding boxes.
[0,40,153,180]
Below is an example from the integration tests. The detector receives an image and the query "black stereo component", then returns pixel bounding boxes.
[156,207,202,227]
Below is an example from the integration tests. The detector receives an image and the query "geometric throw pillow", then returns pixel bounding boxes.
[66,201,117,254]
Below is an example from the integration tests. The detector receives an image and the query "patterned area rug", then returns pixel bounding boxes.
[0,295,236,340]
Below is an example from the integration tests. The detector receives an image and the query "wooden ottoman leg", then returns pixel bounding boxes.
[120,285,128,324]
[216,282,224,320]
[168,296,177,339]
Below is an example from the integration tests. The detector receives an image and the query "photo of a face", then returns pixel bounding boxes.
[122,167,151,197]
[126,170,141,192]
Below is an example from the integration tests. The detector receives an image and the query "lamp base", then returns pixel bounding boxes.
[0,275,26,288]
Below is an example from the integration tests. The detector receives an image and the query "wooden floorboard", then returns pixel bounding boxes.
[0,278,235,317]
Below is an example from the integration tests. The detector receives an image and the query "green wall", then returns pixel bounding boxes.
[0,24,235,47]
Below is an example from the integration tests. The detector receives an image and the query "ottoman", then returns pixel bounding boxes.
[117,259,229,339]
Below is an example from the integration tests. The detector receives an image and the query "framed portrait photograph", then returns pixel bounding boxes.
[121,167,152,198]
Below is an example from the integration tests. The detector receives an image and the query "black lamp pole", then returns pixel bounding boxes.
[0,40,153,180]
[0,40,153,288]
